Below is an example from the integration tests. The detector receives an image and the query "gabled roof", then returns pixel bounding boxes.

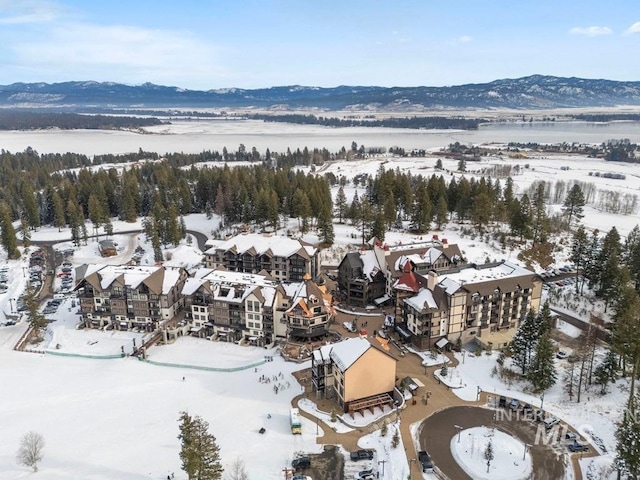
[328,337,372,372]
[205,233,316,259]
[404,288,438,311]
[393,268,423,293]
[76,264,183,295]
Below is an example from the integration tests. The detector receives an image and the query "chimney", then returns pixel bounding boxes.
[432,234,439,241]
[427,270,438,290]
[442,238,448,248]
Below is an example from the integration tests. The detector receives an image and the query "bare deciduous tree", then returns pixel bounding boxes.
[16,431,45,472]
[223,458,249,480]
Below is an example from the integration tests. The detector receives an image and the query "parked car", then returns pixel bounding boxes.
[544,416,560,430]
[556,350,568,359]
[565,432,579,442]
[418,450,433,472]
[350,449,374,461]
[509,399,520,411]
[568,441,589,452]
[291,456,311,469]
[358,468,375,478]
[498,396,507,408]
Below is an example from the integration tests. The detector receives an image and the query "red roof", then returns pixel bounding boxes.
[395,270,421,293]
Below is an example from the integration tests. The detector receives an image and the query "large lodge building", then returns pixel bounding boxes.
[75,234,540,351]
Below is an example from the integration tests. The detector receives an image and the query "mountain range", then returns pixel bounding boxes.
[1,75,640,111]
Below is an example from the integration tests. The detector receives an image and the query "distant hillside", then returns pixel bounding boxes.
[1,75,640,110]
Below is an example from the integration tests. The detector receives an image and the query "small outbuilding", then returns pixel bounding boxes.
[98,240,117,257]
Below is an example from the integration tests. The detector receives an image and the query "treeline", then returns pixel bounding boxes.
[0,150,335,249]
[250,113,482,130]
[571,113,640,122]
[0,110,164,130]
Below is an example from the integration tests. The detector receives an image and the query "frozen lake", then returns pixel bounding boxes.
[1,119,640,156]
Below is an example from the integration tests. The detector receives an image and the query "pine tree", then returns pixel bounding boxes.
[623,224,640,292]
[593,350,618,395]
[610,284,640,394]
[51,189,66,230]
[178,411,224,480]
[509,309,538,375]
[335,185,347,224]
[440,361,448,377]
[412,183,431,233]
[457,158,466,172]
[25,286,47,340]
[484,439,494,473]
[597,227,622,310]
[531,182,549,244]
[435,195,448,229]
[616,392,640,479]
[371,210,386,242]
[563,184,586,227]
[527,330,557,392]
[0,201,20,259]
[570,226,589,294]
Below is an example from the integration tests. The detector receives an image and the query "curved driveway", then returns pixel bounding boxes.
[419,406,565,480]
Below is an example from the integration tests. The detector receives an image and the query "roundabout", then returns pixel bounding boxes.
[419,406,566,480]
[451,426,532,480]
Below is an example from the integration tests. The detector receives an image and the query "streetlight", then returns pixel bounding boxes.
[454,424,463,443]
[9,298,14,313]
[476,386,482,402]
[316,417,319,435]
[377,460,386,476]
[540,392,545,411]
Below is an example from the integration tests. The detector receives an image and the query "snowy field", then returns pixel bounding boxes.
[451,427,532,480]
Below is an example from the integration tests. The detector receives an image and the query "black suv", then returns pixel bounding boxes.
[568,441,589,453]
[418,450,433,472]
[291,456,311,469]
[350,449,375,461]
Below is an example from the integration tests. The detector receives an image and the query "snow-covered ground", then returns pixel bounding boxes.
[3,131,640,479]
[450,350,624,479]
[451,426,532,480]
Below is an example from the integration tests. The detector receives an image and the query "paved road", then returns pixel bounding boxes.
[419,405,566,480]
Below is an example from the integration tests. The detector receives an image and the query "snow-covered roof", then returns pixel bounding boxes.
[329,337,371,372]
[162,268,182,295]
[404,288,438,311]
[361,250,381,280]
[440,260,532,286]
[89,265,161,290]
[437,260,536,295]
[205,233,316,258]
[394,248,442,272]
[181,277,206,296]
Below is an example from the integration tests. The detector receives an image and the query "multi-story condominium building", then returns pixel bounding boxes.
[75,264,188,331]
[181,268,334,345]
[311,337,397,413]
[181,268,282,345]
[280,274,334,340]
[337,237,465,307]
[395,260,542,350]
[204,233,319,282]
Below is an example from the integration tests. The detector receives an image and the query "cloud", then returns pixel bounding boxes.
[458,35,472,43]
[12,23,226,87]
[0,0,62,24]
[625,21,640,34]
[568,26,612,37]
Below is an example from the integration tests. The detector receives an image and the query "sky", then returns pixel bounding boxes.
[0,0,639,90]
